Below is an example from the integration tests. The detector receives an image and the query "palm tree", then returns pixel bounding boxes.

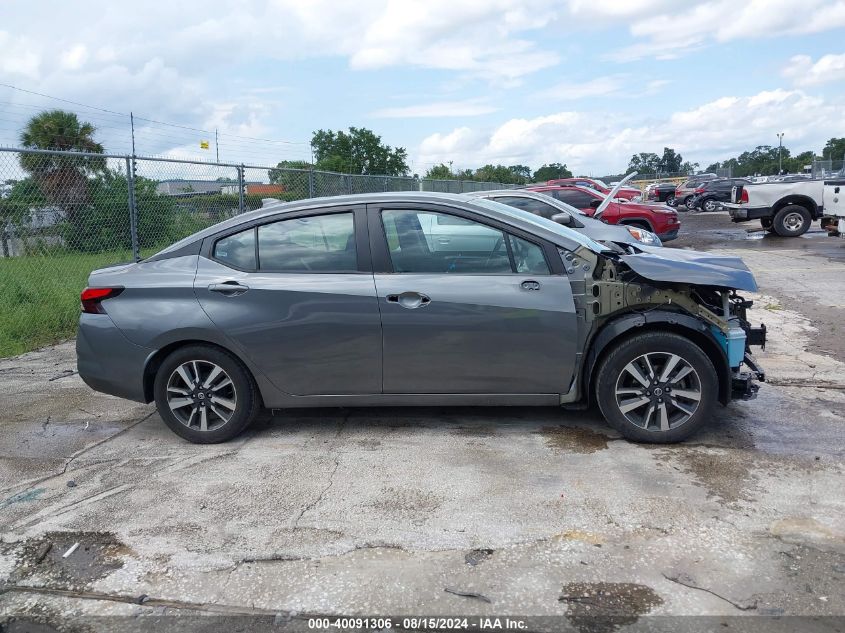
[19,110,106,226]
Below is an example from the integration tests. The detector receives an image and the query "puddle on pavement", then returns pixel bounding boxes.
[559,582,663,633]
[652,447,756,504]
[539,426,609,454]
[11,531,129,588]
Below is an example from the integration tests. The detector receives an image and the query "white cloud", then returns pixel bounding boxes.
[416,89,845,174]
[372,100,498,118]
[783,53,845,86]
[59,45,88,71]
[540,75,626,100]
[598,0,845,61]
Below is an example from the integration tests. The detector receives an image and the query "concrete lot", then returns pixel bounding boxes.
[1,212,843,629]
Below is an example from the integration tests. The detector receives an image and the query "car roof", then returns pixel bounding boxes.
[151,191,599,257]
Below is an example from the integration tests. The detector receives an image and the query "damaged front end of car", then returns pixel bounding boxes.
[561,243,767,405]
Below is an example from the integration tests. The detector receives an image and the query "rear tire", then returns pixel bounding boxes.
[595,332,718,443]
[701,197,719,212]
[666,195,676,206]
[154,345,260,444]
[683,196,694,209]
[772,205,811,237]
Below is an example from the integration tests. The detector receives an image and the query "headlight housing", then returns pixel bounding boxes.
[627,227,662,246]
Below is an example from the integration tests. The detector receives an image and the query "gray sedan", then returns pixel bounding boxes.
[464,189,663,248]
[77,192,765,444]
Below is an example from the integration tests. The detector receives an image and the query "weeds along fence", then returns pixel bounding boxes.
[0,147,516,356]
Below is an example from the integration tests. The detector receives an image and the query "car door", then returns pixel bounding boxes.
[194,205,382,396]
[367,202,578,395]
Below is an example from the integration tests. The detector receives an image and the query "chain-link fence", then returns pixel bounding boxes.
[812,159,845,179]
[0,147,518,356]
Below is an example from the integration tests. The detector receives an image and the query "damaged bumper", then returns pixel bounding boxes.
[732,351,766,400]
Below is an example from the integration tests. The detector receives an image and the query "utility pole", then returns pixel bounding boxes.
[777,132,784,174]
[130,112,136,157]
[215,128,219,163]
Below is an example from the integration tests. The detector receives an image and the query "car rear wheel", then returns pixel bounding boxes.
[154,345,260,444]
[772,205,811,237]
[595,332,717,443]
[702,198,719,212]
[666,195,676,206]
[683,196,694,209]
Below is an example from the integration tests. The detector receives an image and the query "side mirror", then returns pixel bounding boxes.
[551,213,574,226]
[589,199,602,209]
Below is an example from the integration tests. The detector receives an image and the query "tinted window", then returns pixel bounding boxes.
[381,209,548,275]
[495,196,559,219]
[509,234,550,274]
[214,228,256,269]
[551,190,595,209]
[258,212,356,272]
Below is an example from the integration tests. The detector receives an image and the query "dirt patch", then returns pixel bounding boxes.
[10,531,130,589]
[539,426,609,454]
[652,447,756,504]
[464,548,494,566]
[559,582,663,633]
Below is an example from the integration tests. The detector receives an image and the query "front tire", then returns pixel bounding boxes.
[154,345,260,444]
[666,195,676,206]
[772,205,811,237]
[683,195,694,209]
[702,198,719,212]
[595,332,718,443]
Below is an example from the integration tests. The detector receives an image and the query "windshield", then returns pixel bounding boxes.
[472,198,610,253]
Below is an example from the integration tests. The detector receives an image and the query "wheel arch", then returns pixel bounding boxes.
[772,195,818,218]
[143,339,263,405]
[582,311,731,407]
[617,217,655,232]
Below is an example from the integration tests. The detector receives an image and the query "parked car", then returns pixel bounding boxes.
[646,182,678,205]
[724,179,826,236]
[526,184,681,241]
[78,192,765,444]
[675,175,719,208]
[546,177,642,201]
[687,178,751,212]
[463,189,663,247]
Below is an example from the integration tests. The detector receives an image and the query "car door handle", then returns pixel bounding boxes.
[386,292,431,309]
[521,280,541,291]
[208,281,249,296]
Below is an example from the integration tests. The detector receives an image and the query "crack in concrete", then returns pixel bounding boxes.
[291,412,348,531]
[662,572,758,611]
[0,411,156,496]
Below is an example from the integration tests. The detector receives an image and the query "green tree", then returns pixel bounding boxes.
[424,164,452,179]
[533,163,572,182]
[627,152,661,174]
[657,147,683,173]
[822,137,845,161]
[311,127,409,176]
[508,164,531,183]
[18,110,106,230]
[268,160,313,198]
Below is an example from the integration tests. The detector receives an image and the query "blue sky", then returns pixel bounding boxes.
[2,0,845,175]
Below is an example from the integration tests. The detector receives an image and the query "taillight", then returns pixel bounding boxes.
[740,188,749,203]
[81,287,123,314]
[694,187,705,193]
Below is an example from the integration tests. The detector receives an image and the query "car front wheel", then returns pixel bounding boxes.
[666,195,676,206]
[683,196,694,209]
[154,344,260,443]
[595,332,718,443]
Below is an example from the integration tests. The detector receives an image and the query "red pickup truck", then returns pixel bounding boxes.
[526,184,681,241]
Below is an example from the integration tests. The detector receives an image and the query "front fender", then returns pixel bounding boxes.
[582,310,731,406]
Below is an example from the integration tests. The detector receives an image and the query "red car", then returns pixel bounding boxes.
[546,177,642,201]
[526,185,681,241]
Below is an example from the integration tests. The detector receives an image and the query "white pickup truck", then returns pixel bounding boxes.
[724,176,845,237]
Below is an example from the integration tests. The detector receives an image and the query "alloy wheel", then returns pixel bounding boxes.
[782,212,804,232]
[166,360,237,431]
[614,352,702,431]
[703,199,718,212]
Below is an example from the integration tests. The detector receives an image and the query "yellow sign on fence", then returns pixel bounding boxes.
[200,140,209,150]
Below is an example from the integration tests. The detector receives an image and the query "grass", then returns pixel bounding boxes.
[0,249,145,357]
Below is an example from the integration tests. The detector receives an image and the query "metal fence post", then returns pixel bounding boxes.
[347,175,353,195]
[126,156,140,262]
[308,167,315,198]
[237,164,245,214]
